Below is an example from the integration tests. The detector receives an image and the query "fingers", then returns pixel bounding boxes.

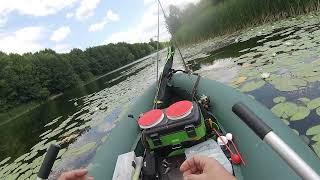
[183,174,207,180]
[180,155,216,173]
[58,169,93,180]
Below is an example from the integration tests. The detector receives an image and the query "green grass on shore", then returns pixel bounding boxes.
[174,0,320,44]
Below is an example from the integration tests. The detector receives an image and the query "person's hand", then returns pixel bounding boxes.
[58,169,94,180]
[180,155,236,180]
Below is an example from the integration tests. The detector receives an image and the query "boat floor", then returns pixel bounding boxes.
[157,155,185,180]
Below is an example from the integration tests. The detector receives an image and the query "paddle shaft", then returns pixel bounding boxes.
[233,103,320,180]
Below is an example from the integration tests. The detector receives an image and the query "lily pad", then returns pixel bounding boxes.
[307,97,320,110]
[312,142,320,157]
[297,97,310,104]
[0,157,11,166]
[233,76,247,85]
[281,119,290,125]
[64,142,96,157]
[14,153,30,163]
[44,116,62,127]
[306,125,320,135]
[312,134,320,141]
[269,77,307,92]
[39,129,53,137]
[240,80,265,92]
[273,96,286,103]
[65,122,78,130]
[290,106,310,121]
[271,102,298,119]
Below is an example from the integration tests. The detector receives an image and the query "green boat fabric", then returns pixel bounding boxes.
[88,73,320,180]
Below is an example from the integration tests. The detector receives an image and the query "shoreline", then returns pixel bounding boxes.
[0,50,164,125]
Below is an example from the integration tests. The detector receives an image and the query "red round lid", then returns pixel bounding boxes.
[166,100,193,120]
[138,109,164,129]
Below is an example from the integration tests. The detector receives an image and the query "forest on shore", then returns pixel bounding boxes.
[166,0,320,44]
[0,41,164,113]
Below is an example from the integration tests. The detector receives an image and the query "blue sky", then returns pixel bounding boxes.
[0,0,198,54]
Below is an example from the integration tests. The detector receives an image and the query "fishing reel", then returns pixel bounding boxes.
[198,94,210,110]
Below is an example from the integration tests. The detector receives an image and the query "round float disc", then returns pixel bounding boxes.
[166,100,193,120]
[138,109,164,129]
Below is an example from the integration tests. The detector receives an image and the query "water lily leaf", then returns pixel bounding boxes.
[240,80,265,92]
[312,142,320,157]
[270,77,307,92]
[312,134,320,141]
[271,102,298,119]
[44,116,62,127]
[0,157,11,166]
[24,151,39,161]
[233,76,247,85]
[281,119,290,125]
[57,148,67,158]
[292,129,299,135]
[14,153,30,163]
[297,97,310,104]
[31,139,48,151]
[65,122,78,130]
[307,98,320,110]
[64,142,96,157]
[39,129,53,137]
[290,106,310,121]
[306,125,320,135]
[273,96,286,103]
[41,129,63,139]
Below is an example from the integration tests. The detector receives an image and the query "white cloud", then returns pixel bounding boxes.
[52,44,71,53]
[89,10,120,32]
[0,26,46,54]
[106,10,120,22]
[75,0,101,21]
[105,0,200,44]
[0,0,78,26]
[66,12,74,19]
[50,26,71,42]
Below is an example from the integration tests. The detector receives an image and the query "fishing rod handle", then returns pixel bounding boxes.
[232,103,272,139]
[37,144,60,179]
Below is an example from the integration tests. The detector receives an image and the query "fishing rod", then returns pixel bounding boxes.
[156,0,189,72]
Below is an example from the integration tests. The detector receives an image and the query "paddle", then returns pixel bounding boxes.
[232,103,320,180]
[37,144,60,180]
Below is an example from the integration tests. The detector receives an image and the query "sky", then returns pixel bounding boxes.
[0,0,199,54]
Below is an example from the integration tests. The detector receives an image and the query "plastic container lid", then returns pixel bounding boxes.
[138,109,164,129]
[166,100,193,120]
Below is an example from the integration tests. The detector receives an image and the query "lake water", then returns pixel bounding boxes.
[1,13,320,179]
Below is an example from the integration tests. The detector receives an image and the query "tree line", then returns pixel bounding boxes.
[0,41,164,112]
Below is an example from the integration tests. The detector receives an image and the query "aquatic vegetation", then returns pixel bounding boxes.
[240,80,265,92]
[273,97,286,103]
[63,142,96,157]
[271,102,298,119]
[297,97,310,104]
[44,116,62,127]
[290,106,310,121]
[0,157,10,166]
[307,97,320,110]
[269,77,307,92]
[306,125,320,156]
